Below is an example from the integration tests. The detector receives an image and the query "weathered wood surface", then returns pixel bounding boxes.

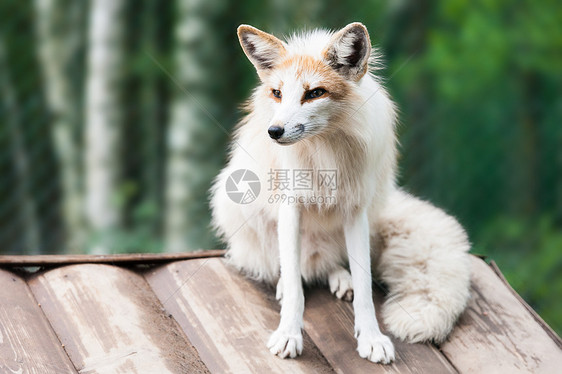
[145,258,335,374]
[0,254,560,374]
[28,264,208,374]
[439,256,562,373]
[488,260,562,349]
[304,287,456,374]
[0,249,225,266]
[0,269,76,374]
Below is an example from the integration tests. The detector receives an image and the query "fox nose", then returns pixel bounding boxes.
[268,125,284,140]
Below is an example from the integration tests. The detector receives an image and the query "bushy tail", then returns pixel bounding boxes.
[373,188,471,343]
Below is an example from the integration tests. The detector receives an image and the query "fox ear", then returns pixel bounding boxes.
[237,25,286,74]
[323,23,371,81]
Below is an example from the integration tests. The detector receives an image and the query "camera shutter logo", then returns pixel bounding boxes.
[226,169,261,204]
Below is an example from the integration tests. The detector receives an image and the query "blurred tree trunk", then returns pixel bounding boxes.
[273,0,323,31]
[384,0,434,195]
[139,1,169,237]
[270,0,290,33]
[35,0,86,253]
[164,0,228,252]
[0,40,41,254]
[518,71,539,216]
[84,0,126,253]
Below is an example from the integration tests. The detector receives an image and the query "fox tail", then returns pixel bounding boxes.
[373,188,471,343]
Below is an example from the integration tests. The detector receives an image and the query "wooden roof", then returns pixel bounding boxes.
[0,252,560,373]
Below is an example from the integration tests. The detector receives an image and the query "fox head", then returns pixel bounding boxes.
[238,23,372,145]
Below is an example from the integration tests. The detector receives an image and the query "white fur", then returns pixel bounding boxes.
[346,208,394,363]
[374,188,471,343]
[328,266,354,301]
[267,202,304,358]
[211,23,471,364]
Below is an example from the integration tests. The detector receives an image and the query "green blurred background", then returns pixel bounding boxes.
[0,1,560,334]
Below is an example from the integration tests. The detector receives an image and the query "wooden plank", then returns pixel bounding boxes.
[304,286,456,374]
[0,269,76,374]
[0,249,225,267]
[145,258,335,374]
[488,260,562,349]
[440,256,562,373]
[28,264,209,374]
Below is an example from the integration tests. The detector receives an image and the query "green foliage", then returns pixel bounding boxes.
[474,215,562,334]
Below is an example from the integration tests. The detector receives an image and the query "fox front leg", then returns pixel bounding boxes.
[267,202,304,358]
[345,208,395,364]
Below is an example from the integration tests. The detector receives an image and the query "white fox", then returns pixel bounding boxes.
[210,22,471,364]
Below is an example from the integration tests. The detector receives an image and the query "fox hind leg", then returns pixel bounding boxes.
[328,266,354,302]
[276,277,283,305]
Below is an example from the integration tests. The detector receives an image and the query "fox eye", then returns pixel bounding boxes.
[305,88,327,100]
[272,89,282,99]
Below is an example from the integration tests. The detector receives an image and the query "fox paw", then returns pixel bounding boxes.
[356,332,395,364]
[329,268,354,302]
[267,329,303,359]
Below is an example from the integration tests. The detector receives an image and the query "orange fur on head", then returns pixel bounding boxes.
[278,55,351,103]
